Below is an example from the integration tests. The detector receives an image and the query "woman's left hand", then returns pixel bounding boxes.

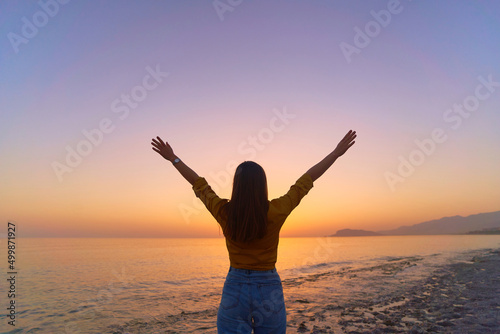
[151,136,176,161]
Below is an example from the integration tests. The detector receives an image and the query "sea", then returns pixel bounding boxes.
[1,235,500,333]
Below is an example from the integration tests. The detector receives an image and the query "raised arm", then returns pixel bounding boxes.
[151,136,199,185]
[305,130,356,182]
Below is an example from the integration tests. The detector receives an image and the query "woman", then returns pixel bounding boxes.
[151,130,356,333]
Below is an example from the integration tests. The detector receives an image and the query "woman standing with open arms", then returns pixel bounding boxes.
[151,130,356,333]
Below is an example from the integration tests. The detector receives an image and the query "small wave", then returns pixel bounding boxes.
[160,275,223,287]
[284,260,353,276]
[161,279,191,286]
[375,255,425,262]
[310,262,328,268]
[282,257,426,287]
[107,308,218,333]
[66,302,99,315]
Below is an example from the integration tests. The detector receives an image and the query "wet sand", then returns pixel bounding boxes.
[285,248,500,333]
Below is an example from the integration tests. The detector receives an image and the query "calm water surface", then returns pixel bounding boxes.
[1,235,499,333]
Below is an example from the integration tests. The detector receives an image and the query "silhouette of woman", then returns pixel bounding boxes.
[151,130,356,333]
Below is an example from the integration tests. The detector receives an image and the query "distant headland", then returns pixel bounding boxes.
[331,229,382,237]
[330,210,500,236]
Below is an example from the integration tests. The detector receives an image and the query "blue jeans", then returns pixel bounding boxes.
[217,266,287,333]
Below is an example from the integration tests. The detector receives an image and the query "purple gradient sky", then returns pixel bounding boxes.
[1,1,499,237]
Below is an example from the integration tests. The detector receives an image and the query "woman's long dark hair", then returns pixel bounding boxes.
[223,161,269,243]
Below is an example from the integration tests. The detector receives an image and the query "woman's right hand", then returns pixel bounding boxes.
[332,130,356,158]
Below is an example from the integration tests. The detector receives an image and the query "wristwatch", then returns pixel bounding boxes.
[172,158,181,165]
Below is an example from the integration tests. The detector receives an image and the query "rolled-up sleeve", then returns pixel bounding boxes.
[192,177,228,227]
[269,173,314,219]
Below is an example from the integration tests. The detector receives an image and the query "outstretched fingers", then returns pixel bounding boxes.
[152,136,165,146]
[333,130,357,157]
[341,130,357,145]
[156,136,165,145]
[151,141,161,150]
[151,136,169,149]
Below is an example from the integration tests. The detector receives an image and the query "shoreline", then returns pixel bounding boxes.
[287,248,500,333]
[106,248,500,333]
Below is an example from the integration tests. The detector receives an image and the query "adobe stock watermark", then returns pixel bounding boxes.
[212,0,243,21]
[339,0,412,64]
[51,64,169,182]
[234,284,285,332]
[178,107,296,224]
[385,74,499,192]
[7,0,71,54]
[232,235,340,332]
[287,237,341,279]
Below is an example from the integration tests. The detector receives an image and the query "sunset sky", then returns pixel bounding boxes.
[1,1,499,238]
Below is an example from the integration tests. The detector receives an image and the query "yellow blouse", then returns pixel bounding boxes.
[192,173,314,270]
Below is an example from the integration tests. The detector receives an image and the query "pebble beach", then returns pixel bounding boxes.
[285,248,500,333]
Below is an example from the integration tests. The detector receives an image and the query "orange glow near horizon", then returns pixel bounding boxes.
[5,145,499,238]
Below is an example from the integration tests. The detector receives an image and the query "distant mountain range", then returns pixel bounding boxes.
[330,210,500,236]
[333,229,382,237]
